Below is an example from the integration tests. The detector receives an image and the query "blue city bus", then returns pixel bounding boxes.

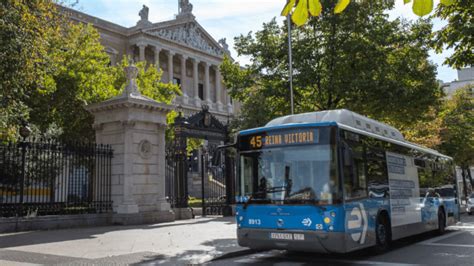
[234,109,460,253]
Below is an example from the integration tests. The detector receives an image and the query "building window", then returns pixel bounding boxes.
[198,83,204,100]
[173,78,181,86]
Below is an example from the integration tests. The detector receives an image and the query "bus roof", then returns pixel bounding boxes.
[265,109,404,141]
[239,109,451,160]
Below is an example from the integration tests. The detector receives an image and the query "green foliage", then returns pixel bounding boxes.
[222,1,440,130]
[1,1,180,142]
[438,86,474,168]
[0,0,59,140]
[432,0,473,68]
[402,106,443,149]
[28,23,118,141]
[111,58,181,104]
[187,138,204,155]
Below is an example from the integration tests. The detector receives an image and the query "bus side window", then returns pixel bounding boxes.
[366,147,389,198]
[343,142,367,200]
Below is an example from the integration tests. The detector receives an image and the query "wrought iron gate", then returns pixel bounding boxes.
[201,145,234,216]
[165,105,235,216]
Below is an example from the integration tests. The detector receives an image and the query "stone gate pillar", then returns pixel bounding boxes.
[86,63,175,224]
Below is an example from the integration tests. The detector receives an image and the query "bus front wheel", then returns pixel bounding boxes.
[374,214,391,253]
[437,208,446,235]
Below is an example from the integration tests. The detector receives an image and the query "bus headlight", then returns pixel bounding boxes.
[324,217,331,224]
[329,225,334,231]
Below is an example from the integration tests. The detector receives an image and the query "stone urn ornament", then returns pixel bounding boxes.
[123,60,140,97]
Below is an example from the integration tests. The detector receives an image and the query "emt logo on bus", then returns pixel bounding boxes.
[247,129,318,149]
[347,203,368,245]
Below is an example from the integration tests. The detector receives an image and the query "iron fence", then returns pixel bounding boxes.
[165,146,176,208]
[0,139,113,217]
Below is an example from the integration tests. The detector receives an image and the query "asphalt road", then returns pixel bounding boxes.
[210,214,474,266]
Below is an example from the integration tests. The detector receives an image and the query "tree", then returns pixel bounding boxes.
[222,1,440,130]
[282,0,455,26]
[432,0,473,68]
[438,86,474,197]
[402,106,443,149]
[28,31,181,142]
[1,1,180,142]
[26,22,118,141]
[0,0,61,140]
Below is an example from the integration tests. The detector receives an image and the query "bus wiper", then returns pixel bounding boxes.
[243,186,286,210]
[265,186,287,193]
[242,195,268,210]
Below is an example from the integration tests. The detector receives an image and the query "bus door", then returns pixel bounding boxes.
[421,189,440,227]
[341,141,371,250]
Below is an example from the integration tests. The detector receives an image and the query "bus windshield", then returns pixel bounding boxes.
[239,144,340,205]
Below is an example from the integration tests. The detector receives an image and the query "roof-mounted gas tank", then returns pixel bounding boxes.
[265,109,405,141]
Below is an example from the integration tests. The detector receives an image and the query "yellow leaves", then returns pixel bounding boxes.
[440,0,454,5]
[405,0,454,17]
[281,0,296,16]
[281,0,325,27]
[282,0,457,26]
[334,0,351,14]
[412,0,433,16]
[308,0,322,16]
[292,0,309,26]
[282,0,353,27]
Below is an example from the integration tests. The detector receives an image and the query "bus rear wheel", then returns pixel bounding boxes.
[437,208,446,235]
[374,214,391,253]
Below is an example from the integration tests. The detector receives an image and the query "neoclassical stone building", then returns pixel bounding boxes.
[62,1,239,122]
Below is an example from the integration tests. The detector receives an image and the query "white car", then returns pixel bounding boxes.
[467,193,474,215]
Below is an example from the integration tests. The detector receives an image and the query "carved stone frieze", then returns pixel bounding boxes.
[146,23,224,57]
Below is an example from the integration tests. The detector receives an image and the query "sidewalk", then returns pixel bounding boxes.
[0,216,247,265]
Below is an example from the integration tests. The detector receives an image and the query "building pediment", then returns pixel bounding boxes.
[145,22,225,57]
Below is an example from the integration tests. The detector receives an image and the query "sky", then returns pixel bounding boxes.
[71,0,458,83]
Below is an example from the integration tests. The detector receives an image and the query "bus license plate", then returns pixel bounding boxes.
[270,232,305,241]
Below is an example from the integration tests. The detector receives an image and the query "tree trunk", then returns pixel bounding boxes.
[467,167,473,190]
[461,167,468,202]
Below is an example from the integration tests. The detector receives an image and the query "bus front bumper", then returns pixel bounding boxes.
[237,228,346,253]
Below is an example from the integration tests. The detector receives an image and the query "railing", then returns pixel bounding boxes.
[165,146,176,208]
[0,139,113,217]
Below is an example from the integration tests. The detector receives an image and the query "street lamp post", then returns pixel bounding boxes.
[287,14,294,115]
[18,122,31,216]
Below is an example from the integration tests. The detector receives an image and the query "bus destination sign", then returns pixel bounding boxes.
[240,129,319,150]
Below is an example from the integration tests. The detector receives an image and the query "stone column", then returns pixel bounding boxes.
[127,46,135,62]
[138,43,146,62]
[203,62,211,106]
[180,55,189,104]
[86,63,175,225]
[215,66,223,111]
[168,51,175,83]
[193,58,200,107]
[154,46,161,69]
